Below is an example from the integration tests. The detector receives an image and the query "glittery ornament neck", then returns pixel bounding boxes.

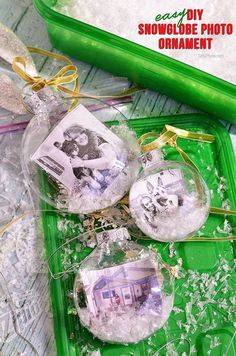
[140,149,163,172]
[25,87,65,115]
[96,227,130,244]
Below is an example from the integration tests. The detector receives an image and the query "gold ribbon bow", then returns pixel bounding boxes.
[12,47,80,109]
[12,47,143,112]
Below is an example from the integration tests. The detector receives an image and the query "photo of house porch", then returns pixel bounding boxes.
[80,258,162,317]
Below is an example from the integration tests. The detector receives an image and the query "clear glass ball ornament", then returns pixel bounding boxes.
[21,89,140,214]
[129,150,211,242]
[73,228,174,344]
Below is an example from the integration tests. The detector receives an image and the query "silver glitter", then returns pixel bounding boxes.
[0,72,26,114]
[0,22,37,76]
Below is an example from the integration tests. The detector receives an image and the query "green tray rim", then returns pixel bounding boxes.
[33,0,236,93]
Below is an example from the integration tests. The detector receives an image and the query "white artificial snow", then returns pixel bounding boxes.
[216,219,232,235]
[63,158,139,213]
[176,257,236,337]
[78,295,173,344]
[130,192,209,242]
[55,0,236,84]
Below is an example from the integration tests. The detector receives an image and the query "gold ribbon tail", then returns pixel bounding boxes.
[139,125,215,171]
[210,207,236,216]
[140,125,215,152]
[170,140,199,172]
[165,125,215,143]
[186,235,236,242]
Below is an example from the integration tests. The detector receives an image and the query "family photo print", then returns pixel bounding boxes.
[31,105,128,202]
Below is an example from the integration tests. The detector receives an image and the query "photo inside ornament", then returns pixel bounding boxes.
[21,90,140,214]
[129,151,211,242]
[73,228,174,344]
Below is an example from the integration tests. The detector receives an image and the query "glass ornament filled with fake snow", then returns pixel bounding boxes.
[21,88,140,214]
[73,227,174,344]
[129,150,210,242]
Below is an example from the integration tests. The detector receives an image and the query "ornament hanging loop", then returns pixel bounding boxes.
[139,125,215,171]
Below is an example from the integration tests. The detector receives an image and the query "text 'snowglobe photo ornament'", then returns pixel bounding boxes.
[73,228,174,344]
[129,150,211,242]
[22,88,140,214]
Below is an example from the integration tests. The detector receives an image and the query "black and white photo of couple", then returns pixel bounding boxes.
[54,124,126,194]
[137,170,185,230]
[32,104,127,196]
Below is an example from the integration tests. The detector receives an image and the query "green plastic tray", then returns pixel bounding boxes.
[41,114,236,355]
[33,0,236,124]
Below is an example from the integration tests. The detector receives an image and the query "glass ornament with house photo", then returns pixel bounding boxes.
[129,150,210,242]
[22,91,140,214]
[73,228,174,343]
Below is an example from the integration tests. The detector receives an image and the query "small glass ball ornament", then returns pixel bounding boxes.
[73,228,174,344]
[129,150,211,242]
[21,89,140,214]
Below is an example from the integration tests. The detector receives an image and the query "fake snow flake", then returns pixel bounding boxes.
[216,219,232,235]
[218,299,228,310]
[222,199,232,211]
[173,306,183,314]
[190,345,197,354]
[169,242,176,258]
[230,296,236,305]
[166,342,179,356]
[89,351,101,356]
[217,176,227,200]
[210,336,220,349]
[176,320,183,329]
